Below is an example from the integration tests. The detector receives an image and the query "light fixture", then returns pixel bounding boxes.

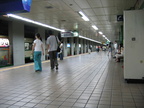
[78,11,89,21]
[92,25,98,30]
[102,35,105,38]
[7,14,65,32]
[79,35,101,44]
[99,31,103,35]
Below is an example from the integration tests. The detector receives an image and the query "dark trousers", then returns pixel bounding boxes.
[59,53,63,60]
[49,51,58,68]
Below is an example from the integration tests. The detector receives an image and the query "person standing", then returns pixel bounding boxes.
[46,30,60,70]
[32,33,44,72]
[58,41,63,60]
[113,41,118,56]
[96,45,99,52]
[107,42,112,56]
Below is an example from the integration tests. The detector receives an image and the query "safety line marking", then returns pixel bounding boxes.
[0,53,88,72]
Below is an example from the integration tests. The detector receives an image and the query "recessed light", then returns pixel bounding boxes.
[45,6,53,9]
[69,4,73,6]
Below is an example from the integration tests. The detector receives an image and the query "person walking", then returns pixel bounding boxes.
[32,33,44,72]
[46,30,61,70]
[107,42,112,56]
[113,41,118,57]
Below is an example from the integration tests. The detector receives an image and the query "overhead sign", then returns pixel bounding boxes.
[61,31,79,37]
[22,0,32,12]
[117,15,123,21]
[0,0,32,15]
[61,32,73,37]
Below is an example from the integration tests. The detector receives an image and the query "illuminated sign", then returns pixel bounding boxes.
[61,31,79,37]
[73,31,79,37]
[22,0,32,12]
[0,0,32,15]
[0,38,9,47]
[67,43,71,47]
[61,32,73,37]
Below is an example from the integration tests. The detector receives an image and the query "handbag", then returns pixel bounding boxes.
[55,36,61,52]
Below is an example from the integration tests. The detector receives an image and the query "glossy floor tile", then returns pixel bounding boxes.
[0,52,144,108]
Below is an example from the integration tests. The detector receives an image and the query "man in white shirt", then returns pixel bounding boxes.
[46,30,60,70]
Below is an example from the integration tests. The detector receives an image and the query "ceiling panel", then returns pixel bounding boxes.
[99,20,109,25]
[93,8,105,15]
[93,21,102,25]
[74,0,91,9]
[47,0,72,11]
[101,0,115,7]
[123,0,137,9]
[108,15,117,22]
[83,9,96,16]
[97,15,108,20]
[89,16,99,22]
[62,0,81,11]
[87,0,102,8]
[103,7,118,15]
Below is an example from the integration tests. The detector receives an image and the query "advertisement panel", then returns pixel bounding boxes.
[0,38,9,47]
[0,0,32,14]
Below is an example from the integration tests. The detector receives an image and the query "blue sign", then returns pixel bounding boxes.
[22,0,32,12]
[0,0,32,15]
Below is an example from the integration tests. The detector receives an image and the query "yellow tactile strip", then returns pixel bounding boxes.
[0,53,87,72]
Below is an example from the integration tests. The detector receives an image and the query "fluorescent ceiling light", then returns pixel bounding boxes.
[92,25,98,30]
[102,35,105,38]
[79,35,101,44]
[7,14,65,32]
[79,11,89,21]
[99,31,103,35]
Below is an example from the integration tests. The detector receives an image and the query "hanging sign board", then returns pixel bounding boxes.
[0,0,32,15]
[61,32,73,37]
[61,31,79,37]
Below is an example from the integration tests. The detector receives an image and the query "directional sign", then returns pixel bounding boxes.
[117,15,123,21]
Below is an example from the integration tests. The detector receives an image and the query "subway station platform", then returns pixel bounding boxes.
[0,52,144,108]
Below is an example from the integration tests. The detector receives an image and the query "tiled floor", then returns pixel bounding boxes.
[0,52,144,108]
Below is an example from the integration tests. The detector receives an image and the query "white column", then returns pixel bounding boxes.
[63,38,67,57]
[70,37,74,56]
[92,42,95,52]
[85,40,88,53]
[80,38,84,54]
[9,21,25,66]
[83,39,86,53]
[76,38,79,55]
[87,40,90,49]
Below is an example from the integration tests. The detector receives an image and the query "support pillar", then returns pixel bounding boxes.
[9,21,25,66]
[70,37,74,56]
[63,38,67,57]
[75,38,79,55]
